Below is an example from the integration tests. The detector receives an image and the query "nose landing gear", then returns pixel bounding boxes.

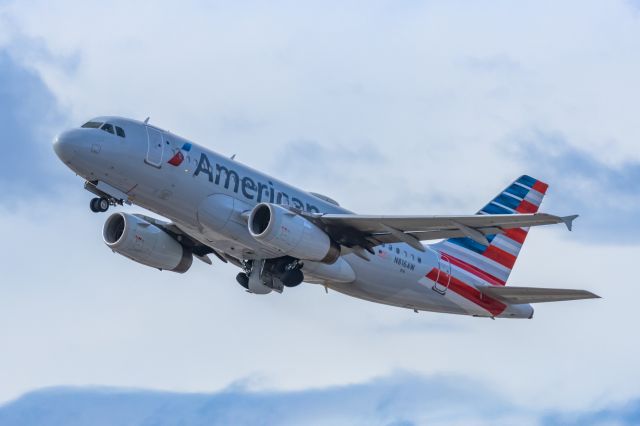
[84,181,127,213]
[89,197,111,213]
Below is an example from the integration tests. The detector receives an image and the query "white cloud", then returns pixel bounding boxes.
[3,0,640,174]
[0,0,639,415]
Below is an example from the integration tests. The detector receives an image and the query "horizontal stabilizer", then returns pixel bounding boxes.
[479,286,600,304]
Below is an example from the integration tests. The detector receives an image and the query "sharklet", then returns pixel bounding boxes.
[561,214,579,231]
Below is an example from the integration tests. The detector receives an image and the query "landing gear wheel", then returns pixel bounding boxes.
[282,268,304,287]
[236,272,249,289]
[90,198,100,212]
[98,197,110,212]
[90,197,110,213]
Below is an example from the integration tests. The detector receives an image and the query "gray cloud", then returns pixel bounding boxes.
[2,373,640,426]
[0,50,70,198]
[506,128,640,244]
[0,373,518,426]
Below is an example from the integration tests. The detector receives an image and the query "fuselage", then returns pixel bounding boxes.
[53,116,533,318]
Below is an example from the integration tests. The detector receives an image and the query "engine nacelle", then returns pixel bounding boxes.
[248,203,340,264]
[102,212,192,273]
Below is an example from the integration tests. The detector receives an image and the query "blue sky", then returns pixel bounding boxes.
[506,128,640,243]
[1,0,640,424]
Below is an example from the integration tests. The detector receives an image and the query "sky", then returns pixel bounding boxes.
[1,0,640,424]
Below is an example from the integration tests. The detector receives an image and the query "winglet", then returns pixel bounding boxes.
[561,214,579,231]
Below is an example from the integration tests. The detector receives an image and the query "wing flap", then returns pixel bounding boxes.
[320,213,569,231]
[479,286,600,304]
[312,212,576,247]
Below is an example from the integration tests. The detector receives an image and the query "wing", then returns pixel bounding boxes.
[478,286,601,304]
[302,212,578,253]
[133,214,230,265]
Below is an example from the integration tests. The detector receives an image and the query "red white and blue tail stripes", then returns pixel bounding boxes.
[426,175,548,316]
[433,175,548,284]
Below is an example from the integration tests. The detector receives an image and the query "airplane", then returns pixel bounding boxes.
[52,116,599,319]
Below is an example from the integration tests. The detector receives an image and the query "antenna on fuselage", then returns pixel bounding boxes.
[143,117,150,124]
[230,154,236,160]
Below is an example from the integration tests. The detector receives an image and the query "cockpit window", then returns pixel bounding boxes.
[81,121,103,129]
[100,123,115,134]
[83,120,125,138]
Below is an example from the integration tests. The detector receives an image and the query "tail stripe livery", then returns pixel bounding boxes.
[427,175,550,316]
[423,268,507,316]
[439,242,511,283]
[445,255,505,286]
[434,175,548,285]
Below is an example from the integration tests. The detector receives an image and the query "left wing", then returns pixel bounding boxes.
[302,212,578,253]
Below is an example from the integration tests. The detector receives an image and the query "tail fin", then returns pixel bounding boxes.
[432,175,549,286]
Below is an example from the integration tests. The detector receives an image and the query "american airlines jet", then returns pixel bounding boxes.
[53,117,599,319]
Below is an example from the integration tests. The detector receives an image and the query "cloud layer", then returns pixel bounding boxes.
[1,374,639,426]
[1,0,639,422]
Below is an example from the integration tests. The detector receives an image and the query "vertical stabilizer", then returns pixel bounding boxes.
[432,175,548,286]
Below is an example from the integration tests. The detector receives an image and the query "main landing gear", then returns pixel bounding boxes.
[281,261,304,287]
[89,197,111,213]
[236,272,250,289]
[236,258,305,293]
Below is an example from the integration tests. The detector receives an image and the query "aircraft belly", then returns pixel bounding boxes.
[334,254,468,315]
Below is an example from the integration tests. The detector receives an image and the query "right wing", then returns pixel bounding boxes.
[479,286,601,304]
[301,211,578,253]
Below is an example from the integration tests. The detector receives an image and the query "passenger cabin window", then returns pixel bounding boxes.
[82,121,102,129]
[115,126,126,138]
[101,123,115,134]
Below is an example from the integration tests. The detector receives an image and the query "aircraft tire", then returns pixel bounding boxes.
[236,272,249,289]
[98,198,110,212]
[90,198,100,212]
[282,269,304,287]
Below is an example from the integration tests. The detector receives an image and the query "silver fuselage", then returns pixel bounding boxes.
[53,116,533,318]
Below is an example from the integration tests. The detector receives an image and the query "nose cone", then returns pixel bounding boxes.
[53,129,80,164]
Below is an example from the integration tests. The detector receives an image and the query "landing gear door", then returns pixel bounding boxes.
[432,255,452,294]
[145,126,164,168]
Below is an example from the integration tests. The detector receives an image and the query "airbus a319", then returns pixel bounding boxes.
[53,117,599,319]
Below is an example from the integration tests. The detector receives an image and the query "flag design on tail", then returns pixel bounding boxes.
[432,175,548,287]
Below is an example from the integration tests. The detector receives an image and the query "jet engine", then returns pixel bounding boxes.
[248,203,340,264]
[102,212,193,273]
